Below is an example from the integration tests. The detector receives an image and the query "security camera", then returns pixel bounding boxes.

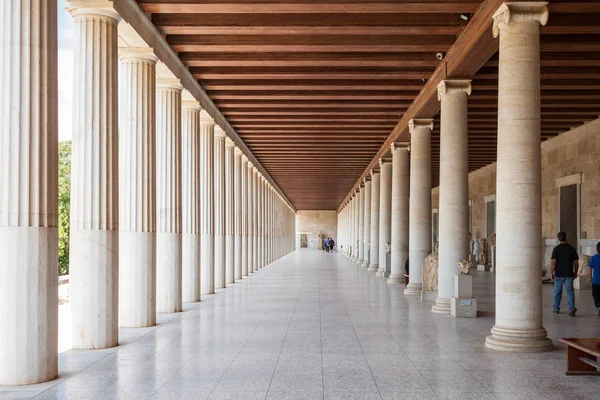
[436,52,445,61]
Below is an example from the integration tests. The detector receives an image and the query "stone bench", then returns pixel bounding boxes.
[559,338,600,375]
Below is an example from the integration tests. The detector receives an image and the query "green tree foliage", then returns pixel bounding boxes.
[58,141,71,276]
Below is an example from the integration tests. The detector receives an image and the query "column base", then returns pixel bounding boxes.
[367,264,379,272]
[387,274,404,284]
[361,261,369,268]
[375,268,389,277]
[432,297,451,314]
[404,282,422,295]
[485,326,553,353]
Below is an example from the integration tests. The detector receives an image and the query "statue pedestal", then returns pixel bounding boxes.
[451,275,477,318]
[421,291,437,303]
[574,275,592,290]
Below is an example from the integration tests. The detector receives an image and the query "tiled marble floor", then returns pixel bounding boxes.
[2,250,599,400]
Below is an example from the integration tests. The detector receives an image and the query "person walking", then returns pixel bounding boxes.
[329,238,335,253]
[324,237,330,252]
[551,231,579,316]
[587,241,600,316]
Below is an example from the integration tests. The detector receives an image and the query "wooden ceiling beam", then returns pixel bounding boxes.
[173,44,451,52]
[141,3,480,14]
[161,26,464,36]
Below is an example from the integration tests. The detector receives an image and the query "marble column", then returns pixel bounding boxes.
[200,111,215,295]
[388,144,410,284]
[357,186,364,263]
[256,175,263,269]
[247,162,255,274]
[118,49,157,328]
[67,3,119,349]
[405,119,434,295]
[362,178,372,267]
[182,99,202,302]
[225,138,236,284]
[234,148,243,280]
[0,0,59,384]
[353,193,359,258]
[432,80,471,314]
[349,196,354,257]
[486,2,552,352]
[240,156,249,276]
[214,126,226,289]
[155,80,183,313]
[252,168,260,272]
[376,159,392,277]
[368,170,381,272]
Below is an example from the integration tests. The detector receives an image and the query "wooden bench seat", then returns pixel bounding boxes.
[559,338,600,376]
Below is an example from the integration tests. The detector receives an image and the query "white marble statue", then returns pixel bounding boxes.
[385,241,391,254]
[422,252,439,292]
[473,239,480,262]
[469,233,474,256]
[458,259,475,275]
[479,237,488,266]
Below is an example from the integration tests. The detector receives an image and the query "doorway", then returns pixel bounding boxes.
[300,234,308,248]
[559,184,578,250]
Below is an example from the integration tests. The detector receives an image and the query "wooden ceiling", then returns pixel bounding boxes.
[139,0,600,210]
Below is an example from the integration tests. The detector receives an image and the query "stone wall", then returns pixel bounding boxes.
[295,210,338,249]
[431,118,600,271]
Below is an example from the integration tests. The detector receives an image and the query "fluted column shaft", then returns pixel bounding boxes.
[234,149,243,279]
[388,144,410,284]
[368,171,380,271]
[357,187,364,262]
[405,119,433,295]
[225,138,235,284]
[377,159,392,276]
[486,2,552,352]
[247,162,255,274]
[214,127,226,289]
[256,176,263,269]
[432,80,471,314]
[241,157,249,276]
[155,81,183,313]
[182,101,202,302]
[118,50,157,327]
[200,112,215,295]
[0,0,59,384]
[362,179,372,267]
[252,168,259,272]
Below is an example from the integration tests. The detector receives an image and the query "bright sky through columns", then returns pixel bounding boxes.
[58,0,74,141]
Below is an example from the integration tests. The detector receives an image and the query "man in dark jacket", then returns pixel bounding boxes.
[551,231,579,316]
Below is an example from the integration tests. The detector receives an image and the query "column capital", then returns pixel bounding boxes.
[214,125,226,139]
[492,2,549,38]
[156,78,183,92]
[409,118,434,133]
[363,176,371,183]
[437,79,472,101]
[200,110,215,126]
[252,166,259,174]
[225,137,235,148]
[118,47,158,63]
[391,142,410,152]
[64,0,120,21]
[241,154,249,163]
[370,168,380,177]
[182,101,201,111]
[247,161,254,169]
[378,157,392,167]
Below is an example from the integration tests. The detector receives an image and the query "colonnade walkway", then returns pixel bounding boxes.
[3,250,599,400]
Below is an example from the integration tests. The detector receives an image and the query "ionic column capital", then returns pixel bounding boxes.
[118,47,158,63]
[378,157,392,167]
[65,0,120,22]
[436,79,472,101]
[391,142,410,152]
[409,118,434,133]
[214,125,226,139]
[492,2,549,38]
[200,110,215,126]
[156,78,183,92]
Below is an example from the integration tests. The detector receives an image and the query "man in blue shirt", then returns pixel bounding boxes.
[587,242,600,316]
